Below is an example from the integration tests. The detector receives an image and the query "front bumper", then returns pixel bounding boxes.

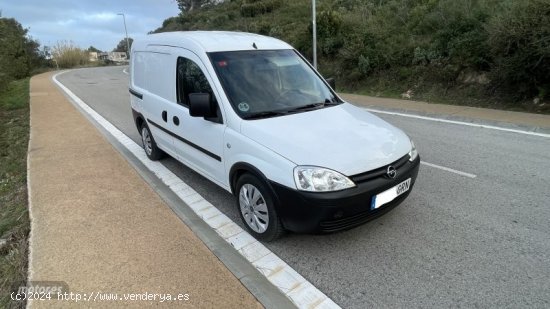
[270,156,420,233]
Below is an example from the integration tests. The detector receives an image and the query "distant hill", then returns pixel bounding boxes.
[153,0,550,113]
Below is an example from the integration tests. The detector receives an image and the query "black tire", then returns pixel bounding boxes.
[236,173,284,241]
[140,123,165,161]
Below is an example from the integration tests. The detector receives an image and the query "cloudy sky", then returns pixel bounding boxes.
[1,0,180,51]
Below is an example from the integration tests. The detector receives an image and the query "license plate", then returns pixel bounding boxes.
[371,178,411,210]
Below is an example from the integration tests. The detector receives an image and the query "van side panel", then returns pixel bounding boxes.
[133,50,178,157]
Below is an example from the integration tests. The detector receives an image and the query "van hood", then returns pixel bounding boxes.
[240,103,412,176]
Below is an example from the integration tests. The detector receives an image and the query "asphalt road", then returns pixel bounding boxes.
[58,66,550,308]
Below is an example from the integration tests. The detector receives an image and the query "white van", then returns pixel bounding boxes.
[129,31,420,241]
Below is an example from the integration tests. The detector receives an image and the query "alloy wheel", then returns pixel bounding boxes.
[239,184,269,233]
[141,127,153,156]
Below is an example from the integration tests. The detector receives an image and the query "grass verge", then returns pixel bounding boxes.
[0,78,30,309]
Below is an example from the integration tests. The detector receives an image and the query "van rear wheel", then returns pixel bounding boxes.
[140,123,164,160]
[236,174,284,241]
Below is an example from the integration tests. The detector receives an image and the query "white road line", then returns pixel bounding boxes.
[421,161,477,178]
[122,68,129,75]
[52,72,340,309]
[363,108,550,138]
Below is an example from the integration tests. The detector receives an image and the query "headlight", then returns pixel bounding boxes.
[293,166,355,192]
[409,139,418,161]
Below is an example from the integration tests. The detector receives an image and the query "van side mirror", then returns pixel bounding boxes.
[326,77,336,90]
[189,93,215,118]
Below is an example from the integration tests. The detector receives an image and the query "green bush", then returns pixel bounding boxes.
[241,0,282,17]
[487,0,550,100]
[316,10,344,56]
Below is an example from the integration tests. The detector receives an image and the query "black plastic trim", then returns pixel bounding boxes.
[129,88,143,99]
[131,108,144,133]
[147,118,222,162]
[350,154,410,183]
[269,156,420,233]
[229,162,278,195]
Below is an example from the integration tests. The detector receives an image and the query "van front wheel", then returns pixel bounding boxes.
[140,124,164,161]
[236,174,283,241]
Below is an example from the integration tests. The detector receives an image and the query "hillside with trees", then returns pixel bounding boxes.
[154,0,550,112]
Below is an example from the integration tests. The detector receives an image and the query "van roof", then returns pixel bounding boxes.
[135,31,293,53]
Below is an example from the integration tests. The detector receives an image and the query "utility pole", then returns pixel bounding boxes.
[117,13,130,59]
[312,0,317,69]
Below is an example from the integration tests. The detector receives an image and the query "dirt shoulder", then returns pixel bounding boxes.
[341,93,550,130]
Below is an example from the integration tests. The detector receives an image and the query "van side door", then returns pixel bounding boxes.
[172,52,227,188]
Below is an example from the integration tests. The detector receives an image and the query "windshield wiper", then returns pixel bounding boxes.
[243,110,289,120]
[324,97,341,105]
[286,99,341,113]
[243,99,341,120]
[286,103,326,112]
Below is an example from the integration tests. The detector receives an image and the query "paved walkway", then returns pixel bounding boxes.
[341,93,550,130]
[27,72,262,308]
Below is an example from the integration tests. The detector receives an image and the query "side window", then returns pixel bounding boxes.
[176,57,216,107]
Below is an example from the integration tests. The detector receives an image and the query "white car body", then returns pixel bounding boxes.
[129,31,420,236]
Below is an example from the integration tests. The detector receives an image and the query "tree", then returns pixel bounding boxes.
[112,37,133,53]
[88,46,101,53]
[41,46,52,60]
[25,35,44,70]
[487,0,550,100]
[0,17,43,90]
[177,0,211,12]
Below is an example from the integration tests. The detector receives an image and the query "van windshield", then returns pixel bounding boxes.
[209,50,340,119]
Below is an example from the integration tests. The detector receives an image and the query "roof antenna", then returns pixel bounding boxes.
[252,42,258,49]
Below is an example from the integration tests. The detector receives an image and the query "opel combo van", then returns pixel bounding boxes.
[129,31,420,241]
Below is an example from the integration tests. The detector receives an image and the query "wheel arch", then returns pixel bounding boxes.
[229,162,273,196]
[230,161,287,238]
[131,108,145,133]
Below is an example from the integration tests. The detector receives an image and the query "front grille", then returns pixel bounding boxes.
[319,192,408,232]
[350,154,409,184]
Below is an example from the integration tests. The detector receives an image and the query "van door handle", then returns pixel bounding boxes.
[173,116,180,126]
[162,111,167,122]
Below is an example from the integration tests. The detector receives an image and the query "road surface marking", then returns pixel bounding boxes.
[421,161,477,178]
[122,68,129,75]
[53,72,340,309]
[364,108,550,138]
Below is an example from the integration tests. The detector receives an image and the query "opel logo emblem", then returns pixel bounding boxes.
[386,165,397,179]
